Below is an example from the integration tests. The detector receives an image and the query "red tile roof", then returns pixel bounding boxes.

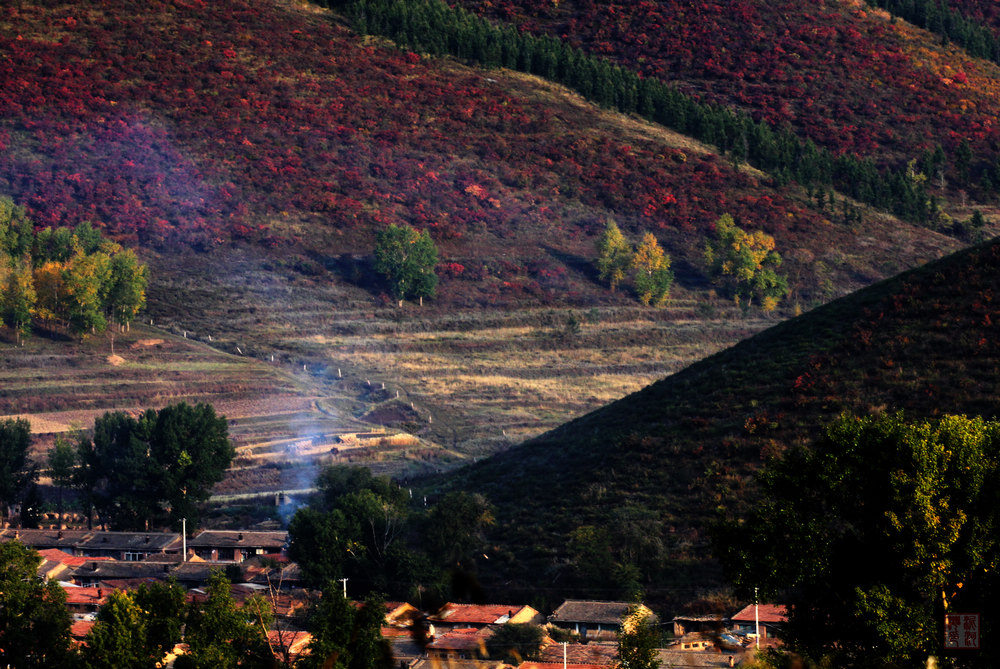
[38,548,110,567]
[427,627,494,652]
[70,620,95,640]
[62,586,110,607]
[430,603,533,624]
[730,604,787,624]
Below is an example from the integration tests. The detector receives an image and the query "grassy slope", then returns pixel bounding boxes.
[430,236,1000,610]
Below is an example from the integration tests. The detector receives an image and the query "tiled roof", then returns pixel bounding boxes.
[38,548,108,568]
[730,604,787,624]
[521,663,611,669]
[186,530,287,548]
[549,600,643,625]
[76,531,181,552]
[427,627,493,652]
[62,586,109,607]
[430,602,535,624]
[538,641,617,665]
[267,629,312,655]
[70,620,95,640]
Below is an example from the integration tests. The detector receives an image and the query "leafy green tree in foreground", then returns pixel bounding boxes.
[177,571,274,669]
[75,402,235,530]
[716,413,1000,667]
[374,223,438,305]
[595,220,632,291]
[81,589,153,669]
[0,417,37,525]
[704,213,788,311]
[47,435,76,525]
[486,623,546,664]
[0,541,73,668]
[299,589,392,669]
[616,605,660,669]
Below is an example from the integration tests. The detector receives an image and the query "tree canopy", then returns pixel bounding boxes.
[75,402,235,530]
[0,199,148,339]
[704,213,788,311]
[631,232,673,307]
[0,417,37,524]
[0,540,73,668]
[595,220,631,291]
[716,412,1000,667]
[373,223,438,304]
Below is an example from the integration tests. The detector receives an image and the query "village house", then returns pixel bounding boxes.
[186,530,287,562]
[427,602,543,635]
[548,600,656,641]
[729,603,787,644]
[425,626,494,661]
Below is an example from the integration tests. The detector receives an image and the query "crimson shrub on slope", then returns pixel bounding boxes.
[0,1,833,271]
[452,0,1000,180]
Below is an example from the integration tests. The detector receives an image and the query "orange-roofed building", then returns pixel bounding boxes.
[426,627,494,661]
[428,602,543,633]
[267,629,312,661]
[70,620,95,645]
[730,603,787,644]
[62,586,109,618]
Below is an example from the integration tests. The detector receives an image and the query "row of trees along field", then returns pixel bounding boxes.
[310,0,1000,227]
[0,543,392,669]
[0,402,234,533]
[0,197,148,342]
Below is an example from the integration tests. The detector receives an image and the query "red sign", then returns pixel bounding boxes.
[944,613,980,649]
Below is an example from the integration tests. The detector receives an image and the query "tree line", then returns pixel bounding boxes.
[869,0,1000,64]
[0,196,148,342]
[288,465,495,607]
[0,402,234,533]
[305,0,1000,227]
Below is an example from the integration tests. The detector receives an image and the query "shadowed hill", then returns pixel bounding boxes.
[430,236,1000,609]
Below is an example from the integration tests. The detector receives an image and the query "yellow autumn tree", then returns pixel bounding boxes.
[632,232,673,306]
[595,220,632,291]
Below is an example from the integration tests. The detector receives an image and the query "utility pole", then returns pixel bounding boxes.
[339,577,348,598]
[755,586,760,649]
[182,518,187,562]
[562,641,567,669]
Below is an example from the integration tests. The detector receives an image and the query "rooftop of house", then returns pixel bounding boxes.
[186,530,287,549]
[267,629,312,656]
[61,586,110,607]
[2,528,92,548]
[76,532,181,552]
[426,627,494,652]
[429,602,538,625]
[70,620,95,641]
[38,548,110,568]
[730,604,787,624]
[538,641,617,665]
[549,600,652,625]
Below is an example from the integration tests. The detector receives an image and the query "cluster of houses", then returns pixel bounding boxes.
[2,528,786,668]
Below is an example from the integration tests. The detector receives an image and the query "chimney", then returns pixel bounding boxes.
[57,530,63,539]
[97,588,103,599]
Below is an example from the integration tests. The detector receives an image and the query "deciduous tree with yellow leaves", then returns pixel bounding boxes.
[631,232,673,306]
[704,213,788,311]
